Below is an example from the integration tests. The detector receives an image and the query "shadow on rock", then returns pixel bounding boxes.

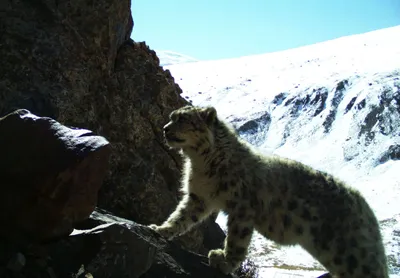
[0,109,111,243]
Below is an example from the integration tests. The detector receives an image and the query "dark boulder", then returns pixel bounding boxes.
[0,109,111,242]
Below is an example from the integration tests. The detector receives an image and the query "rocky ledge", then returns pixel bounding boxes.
[1,208,235,278]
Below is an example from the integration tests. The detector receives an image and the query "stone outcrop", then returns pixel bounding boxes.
[0,209,234,278]
[0,0,224,254]
[0,109,111,242]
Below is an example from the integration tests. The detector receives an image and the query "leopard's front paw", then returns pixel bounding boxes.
[208,249,234,275]
[147,223,177,240]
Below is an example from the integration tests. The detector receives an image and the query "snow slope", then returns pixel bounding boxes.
[163,25,400,277]
[156,50,198,67]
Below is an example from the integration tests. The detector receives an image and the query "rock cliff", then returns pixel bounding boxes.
[0,0,224,253]
[0,0,228,277]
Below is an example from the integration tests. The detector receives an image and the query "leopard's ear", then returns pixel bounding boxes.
[200,106,217,125]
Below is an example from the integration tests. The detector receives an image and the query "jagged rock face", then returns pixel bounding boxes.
[0,0,223,254]
[102,41,187,225]
[264,71,400,169]
[228,71,400,165]
[0,109,111,242]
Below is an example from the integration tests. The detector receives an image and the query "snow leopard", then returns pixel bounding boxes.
[148,105,388,277]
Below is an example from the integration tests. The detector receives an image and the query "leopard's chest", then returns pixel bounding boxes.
[186,167,218,196]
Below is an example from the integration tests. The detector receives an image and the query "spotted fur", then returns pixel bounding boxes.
[148,105,388,277]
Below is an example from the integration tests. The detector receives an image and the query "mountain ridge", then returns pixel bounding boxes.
[156,50,198,66]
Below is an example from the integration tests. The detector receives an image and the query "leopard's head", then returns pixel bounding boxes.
[163,105,217,150]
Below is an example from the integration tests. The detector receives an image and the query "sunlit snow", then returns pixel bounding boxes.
[162,25,400,277]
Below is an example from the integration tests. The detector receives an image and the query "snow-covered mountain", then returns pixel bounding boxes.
[156,50,198,67]
[162,25,400,277]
